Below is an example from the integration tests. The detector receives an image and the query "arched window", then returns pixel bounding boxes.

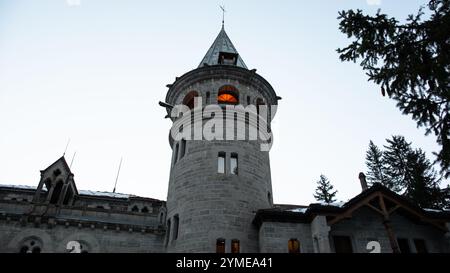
[183,91,200,109]
[216,238,225,253]
[50,181,63,204]
[141,207,149,213]
[131,205,139,212]
[18,238,43,254]
[288,239,300,253]
[218,85,239,105]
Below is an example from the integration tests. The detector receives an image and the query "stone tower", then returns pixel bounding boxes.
[163,25,279,253]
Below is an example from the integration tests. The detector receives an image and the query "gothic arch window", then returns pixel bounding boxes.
[18,237,43,253]
[131,205,139,212]
[218,85,239,105]
[50,180,63,204]
[141,207,149,213]
[183,91,200,110]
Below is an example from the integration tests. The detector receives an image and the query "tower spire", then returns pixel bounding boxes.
[220,5,225,29]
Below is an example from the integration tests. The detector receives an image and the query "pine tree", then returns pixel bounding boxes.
[404,148,443,209]
[337,0,450,178]
[365,140,387,187]
[314,175,338,204]
[382,136,412,193]
[377,135,444,208]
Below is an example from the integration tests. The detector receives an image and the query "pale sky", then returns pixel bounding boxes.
[0,0,447,205]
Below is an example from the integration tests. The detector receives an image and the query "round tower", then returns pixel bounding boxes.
[163,26,279,253]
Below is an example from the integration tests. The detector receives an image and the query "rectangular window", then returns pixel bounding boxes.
[230,153,238,175]
[218,152,225,174]
[333,236,353,253]
[231,239,240,253]
[288,239,300,253]
[413,239,427,253]
[216,238,225,253]
[173,143,179,164]
[166,220,171,246]
[397,238,411,253]
[173,215,179,241]
[180,139,186,159]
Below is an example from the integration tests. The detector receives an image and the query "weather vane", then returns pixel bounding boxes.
[220,5,226,28]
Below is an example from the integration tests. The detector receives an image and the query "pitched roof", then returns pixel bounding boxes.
[198,26,247,69]
[254,183,450,229]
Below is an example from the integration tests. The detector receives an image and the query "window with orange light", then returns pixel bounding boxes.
[288,239,300,253]
[218,85,239,105]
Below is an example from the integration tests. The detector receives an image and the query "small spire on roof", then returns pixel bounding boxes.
[220,5,226,29]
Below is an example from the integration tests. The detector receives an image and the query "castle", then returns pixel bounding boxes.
[1,26,449,253]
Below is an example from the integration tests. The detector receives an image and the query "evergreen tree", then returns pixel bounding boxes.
[404,148,443,209]
[369,135,445,208]
[314,175,338,204]
[337,0,450,178]
[365,140,387,187]
[382,136,412,193]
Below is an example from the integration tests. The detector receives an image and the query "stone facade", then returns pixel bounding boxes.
[1,26,450,254]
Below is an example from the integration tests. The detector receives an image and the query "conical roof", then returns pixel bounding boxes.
[198,26,247,69]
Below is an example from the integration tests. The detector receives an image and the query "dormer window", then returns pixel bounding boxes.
[218,52,238,66]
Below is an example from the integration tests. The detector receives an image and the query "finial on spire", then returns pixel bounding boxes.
[220,5,226,29]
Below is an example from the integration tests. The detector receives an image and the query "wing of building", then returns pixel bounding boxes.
[1,25,449,253]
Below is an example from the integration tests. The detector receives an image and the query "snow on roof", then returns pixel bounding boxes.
[288,207,308,213]
[0,184,134,199]
[0,184,40,191]
[78,190,132,199]
[317,201,346,207]
[423,208,443,213]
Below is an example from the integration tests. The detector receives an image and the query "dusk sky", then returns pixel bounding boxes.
[0,0,447,205]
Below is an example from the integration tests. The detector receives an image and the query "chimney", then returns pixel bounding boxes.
[358,172,368,192]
